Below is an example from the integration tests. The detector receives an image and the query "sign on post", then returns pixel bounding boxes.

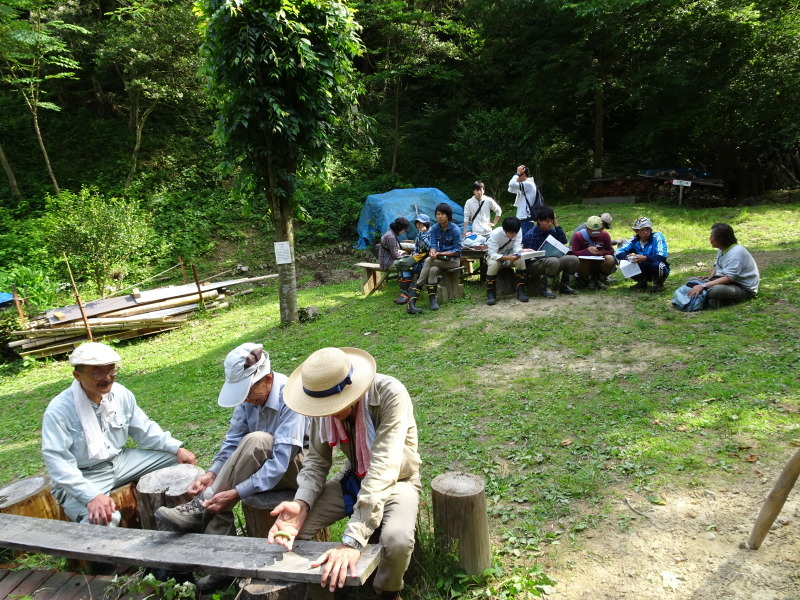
[274,242,292,265]
[672,179,692,187]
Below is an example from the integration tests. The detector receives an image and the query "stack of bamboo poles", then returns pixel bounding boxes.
[7,275,275,359]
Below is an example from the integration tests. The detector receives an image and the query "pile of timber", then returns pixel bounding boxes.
[7,275,275,359]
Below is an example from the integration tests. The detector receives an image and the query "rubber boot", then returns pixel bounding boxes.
[427,283,440,311]
[559,272,579,295]
[393,277,411,304]
[486,276,497,305]
[540,275,556,299]
[648,275,667,293]
[593,274,607,290]
[629,277,648,291]
[406,284,422,314]
[514,272,529,302]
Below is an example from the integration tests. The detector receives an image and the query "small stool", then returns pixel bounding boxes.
[438,267,464,302]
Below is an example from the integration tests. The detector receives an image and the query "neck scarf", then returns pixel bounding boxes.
[318,393,376,477]
[71,379,116,460]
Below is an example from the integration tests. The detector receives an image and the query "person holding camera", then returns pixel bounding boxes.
[508,165,543,237]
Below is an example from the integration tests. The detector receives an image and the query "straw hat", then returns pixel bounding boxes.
[284,347,376,417]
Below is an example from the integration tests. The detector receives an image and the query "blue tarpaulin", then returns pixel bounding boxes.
[0,292,13,308]
[355,188,464,249]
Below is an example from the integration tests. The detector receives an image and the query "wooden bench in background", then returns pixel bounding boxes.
[355,262,397,296]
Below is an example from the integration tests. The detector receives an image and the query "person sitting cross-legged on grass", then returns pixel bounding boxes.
[615,217,670,293]
[485,216,528,305]
[407,202,461,314]
[686,222,760,308]
[522,206,580,298]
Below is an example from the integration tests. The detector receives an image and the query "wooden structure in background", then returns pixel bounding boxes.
[431,472,492,577]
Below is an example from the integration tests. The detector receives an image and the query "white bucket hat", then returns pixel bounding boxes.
[284,347,376,417]
[69,342,121,367]
[218,343,272,408]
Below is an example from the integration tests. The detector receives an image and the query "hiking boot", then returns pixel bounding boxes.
[426,283,440,311]
[486,276,497,305]
[406,284,422,314]
[540,276,555,299]
[559,272,578,295]
[155,497,207,533]
[516,272,529,302]
[648,275,667,294]
[629,279,648,292]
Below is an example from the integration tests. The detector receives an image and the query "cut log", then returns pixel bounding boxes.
[431,472,492,576]
[109,483,140,529]
[239,578,307,600]
[0,475,65,521]
[748,448,800,549]
[242,490,330,541]
[134,464,204,530]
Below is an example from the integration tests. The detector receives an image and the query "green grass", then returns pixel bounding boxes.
[1,200,799,598]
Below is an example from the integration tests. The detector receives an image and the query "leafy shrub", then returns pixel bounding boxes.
[41,187,163,294]
[0,266,59,313]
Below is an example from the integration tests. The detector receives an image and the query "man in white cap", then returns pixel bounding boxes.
[155,343,308,538]
[42,342,196,526]
[268,347,421,600]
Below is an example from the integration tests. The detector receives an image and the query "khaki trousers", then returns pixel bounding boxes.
[298,477,420,593]
[576,255,616,278]
[204,431,304,535]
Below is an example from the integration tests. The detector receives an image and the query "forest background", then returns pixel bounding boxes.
[1,0,800,320]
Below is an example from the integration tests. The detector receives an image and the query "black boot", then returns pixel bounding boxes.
[540,275,556,299]
[559,272,579,295]
[515,272,529,302]
[427,283,440,311]
[406,283,422,314]
[593,274,607,290]
[486,276,497,305]
[648,275,667,293]
[630,277,648,291]
[393,277,411,304]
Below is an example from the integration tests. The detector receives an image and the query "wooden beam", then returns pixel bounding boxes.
[0,513,381,585]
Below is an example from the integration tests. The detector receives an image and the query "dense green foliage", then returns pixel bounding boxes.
[0,0,798,316]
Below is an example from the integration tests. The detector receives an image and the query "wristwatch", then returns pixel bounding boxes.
[341,535,363,551]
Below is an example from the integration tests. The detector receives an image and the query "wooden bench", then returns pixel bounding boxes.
[0,513,380,588]
[437,266,464,302]
[354,262,397,297]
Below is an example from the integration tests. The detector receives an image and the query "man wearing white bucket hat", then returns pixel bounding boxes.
[268,347,421,600]
[42,342,196,527]
[155,343,308,537]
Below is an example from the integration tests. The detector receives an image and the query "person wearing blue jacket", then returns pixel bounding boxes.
[615,217,670,293]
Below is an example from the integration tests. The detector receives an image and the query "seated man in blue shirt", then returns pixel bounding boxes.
[522,206,580,298]
[615,217,670,293]
[156,343,308,538]
[407,202,462,314]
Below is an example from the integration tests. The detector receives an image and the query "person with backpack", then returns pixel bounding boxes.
[508,165,543,237]
[685,222,760,308]
[463,180,502,245]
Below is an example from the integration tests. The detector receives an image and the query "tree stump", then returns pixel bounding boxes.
[134,464,204,530]
[109,483,140,529]
[239,578,307,600]
[242,490,330,541]
[431,472,491,577]
[0,475,65,521]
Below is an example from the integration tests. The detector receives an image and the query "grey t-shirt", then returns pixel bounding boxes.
[715,244,760,294]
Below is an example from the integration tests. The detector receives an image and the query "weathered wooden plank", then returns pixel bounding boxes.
[0,569,31,597]
[0,513,381,586]
[34,571,79,599]
[4,568,57,598]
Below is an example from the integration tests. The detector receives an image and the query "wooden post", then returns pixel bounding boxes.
[191,264,206,310]
[431,472,492,576]
[178,257,188,284]
[242,490,330,541]
[63,253,93,342]
[239,579,307,600]
[748,448,800,549]
[134,464,204,530]
[11,284,25,327]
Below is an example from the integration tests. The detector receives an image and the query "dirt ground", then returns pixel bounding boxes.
[541,467,800,600]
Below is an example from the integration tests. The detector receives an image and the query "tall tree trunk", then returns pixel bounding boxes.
[390,81,401,176]
[31,110,59,195]
[125,100,159,187]
[0,139,23,201]
[593,85,604,179]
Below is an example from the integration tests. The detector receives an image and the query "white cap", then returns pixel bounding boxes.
[69,342,121,367]
[217,343,271,408]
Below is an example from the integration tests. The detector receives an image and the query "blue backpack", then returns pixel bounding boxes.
[672,280,708,312]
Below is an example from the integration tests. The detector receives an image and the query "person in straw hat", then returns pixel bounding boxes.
[268,347,421,600]
[42,342,196,527]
